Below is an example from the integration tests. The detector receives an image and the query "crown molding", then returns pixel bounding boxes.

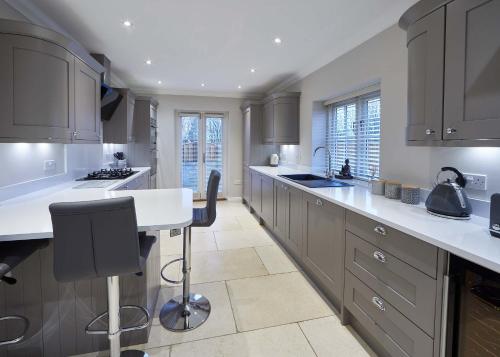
[130,87,264,100]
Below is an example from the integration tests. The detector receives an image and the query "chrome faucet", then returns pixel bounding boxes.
[313,146,334,180]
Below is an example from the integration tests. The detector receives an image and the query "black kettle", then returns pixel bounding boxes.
[425,167,472,219]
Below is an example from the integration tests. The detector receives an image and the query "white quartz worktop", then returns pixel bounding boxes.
[250,165,500,273]
[0,168,193,242]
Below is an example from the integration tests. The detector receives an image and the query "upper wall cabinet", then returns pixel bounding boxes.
[263,92,300,144]
[401,0,500,146]
[0,20,104,144]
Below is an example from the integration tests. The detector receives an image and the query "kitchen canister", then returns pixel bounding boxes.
[401,185,421,205]
[385,181,402,199]
[371,179,386,195]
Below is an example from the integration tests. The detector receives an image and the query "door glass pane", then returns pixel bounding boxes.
[181,114,200,193]
[205,116,223,193]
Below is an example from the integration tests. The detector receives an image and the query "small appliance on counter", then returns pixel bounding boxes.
[270,154,279,167]
[490,194,500,238]
[113,152,127,169]
[425,167,472,220]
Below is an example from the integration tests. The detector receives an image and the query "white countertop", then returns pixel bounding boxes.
[250,165,500,273]
[0,168,193,241]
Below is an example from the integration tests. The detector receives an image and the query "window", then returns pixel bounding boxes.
[326,91,381,180]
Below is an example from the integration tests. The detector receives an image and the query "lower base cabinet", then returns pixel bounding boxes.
[260,175,274,226]
[301,192,345,305]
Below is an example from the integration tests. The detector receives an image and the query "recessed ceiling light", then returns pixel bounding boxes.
[238,85,242,89]
[157,80,162,84]
[250,68,256,73]
[145,59,152,65]
[274,37,282,45]
[201,83,206,87]
[123,20,132,27]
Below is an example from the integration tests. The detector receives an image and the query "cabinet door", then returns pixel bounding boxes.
[287,186,303,258]
[443,0,500,140]
[263,101,274,143]
[273,181,289,242]
[0,34,74,142]
[250,171,262,213]
[406,7,445,142]
[74,58,100,142]
[260,175,274,225]
[302,193,345,301]
[273,98,299,144]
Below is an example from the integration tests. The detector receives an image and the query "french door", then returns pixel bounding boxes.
[178,111,226,199]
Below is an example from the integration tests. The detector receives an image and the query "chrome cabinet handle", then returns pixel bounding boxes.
[425,129,435,135]
[373,251,386,263]
[372,296,386,311]
[374,225,387,236]
[446,128,457,135]
[316,199,323,206]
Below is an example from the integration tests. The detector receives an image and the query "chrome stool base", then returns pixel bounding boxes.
[159,293,211,331]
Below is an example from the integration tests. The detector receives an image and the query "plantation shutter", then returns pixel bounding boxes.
[326,91,381,180]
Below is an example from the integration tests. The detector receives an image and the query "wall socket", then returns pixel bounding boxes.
[463,173,487,191]
[43,160,56,172]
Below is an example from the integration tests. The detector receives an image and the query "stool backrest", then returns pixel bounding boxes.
[49,197,141,282]
[205,170,221,226]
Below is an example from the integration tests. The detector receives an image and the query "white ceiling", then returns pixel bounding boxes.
[28,0,417,97]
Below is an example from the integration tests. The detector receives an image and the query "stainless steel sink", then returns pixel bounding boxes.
[278,174,353,188]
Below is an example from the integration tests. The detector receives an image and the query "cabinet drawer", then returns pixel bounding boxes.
[346,211,437,277]
[345,232,437,335]
[344,271,434,357]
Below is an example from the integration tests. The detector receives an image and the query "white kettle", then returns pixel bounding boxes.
[270,154,279,167]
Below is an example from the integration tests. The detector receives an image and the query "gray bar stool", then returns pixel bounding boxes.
[49,197,156,357]
[160,170,221,331]
[0,239,48,346]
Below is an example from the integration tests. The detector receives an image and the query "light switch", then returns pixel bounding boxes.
[44,160,56,172]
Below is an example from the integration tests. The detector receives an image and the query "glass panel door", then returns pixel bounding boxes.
[180,113,202,198]
[203,115,224,198]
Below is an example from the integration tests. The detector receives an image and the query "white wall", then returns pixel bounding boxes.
[153,94,243,198]
[283,24,500,201]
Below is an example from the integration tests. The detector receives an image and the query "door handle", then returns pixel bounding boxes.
[372,296,386,311]
[374,225,387,236]
[373,251,386,263]
[316,199,323,206]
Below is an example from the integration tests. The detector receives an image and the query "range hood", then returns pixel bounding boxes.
[91,54,123,121]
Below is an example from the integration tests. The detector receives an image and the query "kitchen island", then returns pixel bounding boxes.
[0,169,192,357]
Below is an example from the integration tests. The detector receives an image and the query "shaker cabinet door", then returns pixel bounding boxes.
[0,34,75,142]
[74,57,101,142]
[263,101,274,143]
[260,175,274,226]
[443,0,500,141]
[406,7,445,143]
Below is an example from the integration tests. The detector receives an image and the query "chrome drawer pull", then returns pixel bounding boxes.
[316,199,323,206]
[374,225,387,236]
[372,296,386,311]
[373,251,386,263]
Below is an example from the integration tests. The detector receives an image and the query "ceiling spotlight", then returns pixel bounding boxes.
[274,37,282,45]
[157,80,162,84]
[250,68,256,73]
[238,85,242,89]
[123,20,132,27]
[201,83,206,87]
[145,59,152,65]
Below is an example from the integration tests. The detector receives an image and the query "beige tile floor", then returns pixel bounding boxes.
[74,200,376,357]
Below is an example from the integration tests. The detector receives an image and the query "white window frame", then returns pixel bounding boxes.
[325,90,381,181]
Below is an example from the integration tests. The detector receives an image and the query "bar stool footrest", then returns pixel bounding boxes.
[0,315,29,346]
[85,305,151,335]
[160,257,185,284]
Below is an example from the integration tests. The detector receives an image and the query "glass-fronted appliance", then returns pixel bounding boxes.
[445,255,500,356]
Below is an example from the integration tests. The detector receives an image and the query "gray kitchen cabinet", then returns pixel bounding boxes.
[243,167,251,203]
[262,92,300,144]
[0,20,104,144]
[0,34,75,143]
[274,180,303,258]
[250,170,262,213]
[74,57,101,142]
[260,175,274,226]
[443,0,500,142]
[406,7,445,143]
[103,89,136,144]
[301,192,345,304]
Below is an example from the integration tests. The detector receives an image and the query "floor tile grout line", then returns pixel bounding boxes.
[297,322,320,357]
[252,246,272,275]
[223,280,240,333]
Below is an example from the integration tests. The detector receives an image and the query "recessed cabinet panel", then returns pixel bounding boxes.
[263,102,274,143]
[444,0,500,141]
[0,35,74,142]
[406,7,445,142]
[74,58,100,142]
[261,175,274,225]
[263,93,300,144]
